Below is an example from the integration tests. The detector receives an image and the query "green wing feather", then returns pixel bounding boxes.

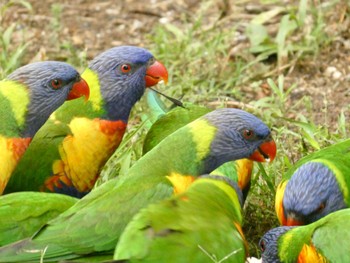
[0,192,77,246]
[279,209,350,262]
[311,209,350,262]
[0,120,212,262]
[282,139,350,180]
[143,90,211,154]
[114,177,246,263]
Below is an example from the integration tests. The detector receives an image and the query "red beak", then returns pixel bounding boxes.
[145,60,168,87]
[67,77,90,101]
[284,217,303,226]
[249,138,277,163]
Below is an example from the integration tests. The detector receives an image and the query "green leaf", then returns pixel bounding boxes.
[245,23,269,47]
[297,0,308,26]
[250,7,285,25]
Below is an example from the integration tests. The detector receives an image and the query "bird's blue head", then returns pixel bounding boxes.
[202,108,276,173]
[282,161,346,226]
[88,46,168,122]
[260,226,294,263]
[7,61,89,137]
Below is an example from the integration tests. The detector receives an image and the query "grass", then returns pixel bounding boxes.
[0,0,32,78]
[2,0,350,259]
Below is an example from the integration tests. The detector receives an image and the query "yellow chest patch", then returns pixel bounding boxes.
[166,172,196,195]
[236,159,253,190]
[50,118,126,192]
[0,136,31,193]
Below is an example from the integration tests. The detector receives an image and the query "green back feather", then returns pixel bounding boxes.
[0,192,77,246]
[279,209,350,262]
[114,177,245,263]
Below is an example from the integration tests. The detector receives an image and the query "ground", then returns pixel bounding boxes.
[3,0,349,123]
[1,0,350,259]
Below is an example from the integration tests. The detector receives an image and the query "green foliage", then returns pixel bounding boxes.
[149,2,244,102]
[0,0,32,78]
[245,0,332,70]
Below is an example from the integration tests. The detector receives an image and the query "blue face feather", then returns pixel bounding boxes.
[260,226,294,263]
[202,108,273,172]
[6,61,83,137]
[88,46,156,122]
[283,162,346,224]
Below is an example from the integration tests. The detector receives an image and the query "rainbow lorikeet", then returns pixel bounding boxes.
[0,61,89,194]
[260,208,350,262]
[142,90,261,200]
[275,139,350,226]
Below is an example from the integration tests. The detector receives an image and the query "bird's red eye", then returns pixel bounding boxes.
[259,240,265,252]
[121,64,131,73]
[51,79,63,89]
[243,129,254,139]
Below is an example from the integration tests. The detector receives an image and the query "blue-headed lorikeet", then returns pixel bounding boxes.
[0,61,89,194]
[142,90,262,200]
[260,208,350,262]
[0,108,276,262]
[275,139,350,226]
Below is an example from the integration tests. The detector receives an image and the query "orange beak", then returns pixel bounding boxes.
[249,138,277,163]
[145,60,168,87]
[67,77,90,101]
[284,212,304,226]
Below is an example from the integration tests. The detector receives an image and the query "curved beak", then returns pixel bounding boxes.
[145,60,168,87]
[248,137,277,163]
[284,212,304,226]
[67,77,90,101]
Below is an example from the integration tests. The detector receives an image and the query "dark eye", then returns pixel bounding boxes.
[259,239,265,252]
[316,203,325,213]
[243,129,254,139]
[120,64,132,73]
[51,79,63,89]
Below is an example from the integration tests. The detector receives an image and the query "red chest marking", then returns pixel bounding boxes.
[8,137,32,161]
[99,120,127,136]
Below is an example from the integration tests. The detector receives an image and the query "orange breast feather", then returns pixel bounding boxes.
[0,136,31,193]
[45,118,126,193]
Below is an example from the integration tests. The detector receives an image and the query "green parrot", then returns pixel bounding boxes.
[113,175,247,263]
[4,46,168,198]
[260,208,350,262]
[0,192,77,246]
[0,61,89,194]
[275,139,350,226]
[142,90,258,200]
[0,108,276,262]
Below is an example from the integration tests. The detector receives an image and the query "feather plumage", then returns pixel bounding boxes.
[114,175,247,263]
[0,108,276,262]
